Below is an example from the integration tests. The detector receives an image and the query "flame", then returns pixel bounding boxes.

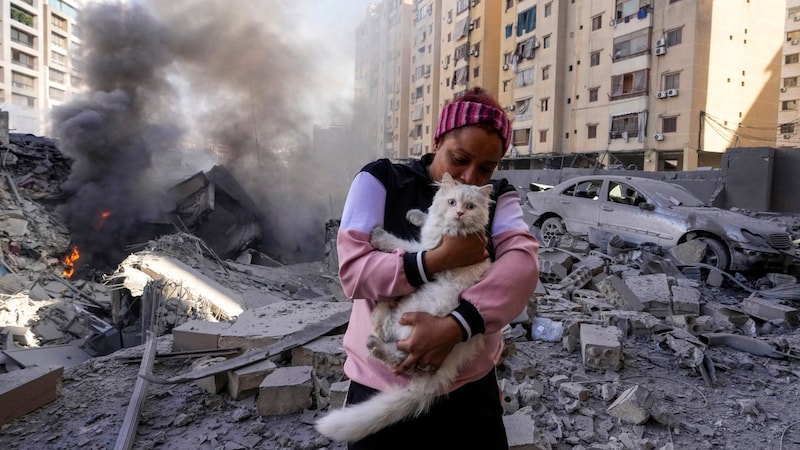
[94,210,112,231]
[62,246,80,278]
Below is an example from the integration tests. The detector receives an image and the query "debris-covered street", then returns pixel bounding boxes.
[1,132,800,450]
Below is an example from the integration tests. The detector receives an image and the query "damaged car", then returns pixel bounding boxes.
[525,175,797,272]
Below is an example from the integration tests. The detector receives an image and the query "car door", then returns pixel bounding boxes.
[552,179,603,236]
[597,181,672,246]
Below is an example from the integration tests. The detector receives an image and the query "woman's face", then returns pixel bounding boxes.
[429,126,504,186]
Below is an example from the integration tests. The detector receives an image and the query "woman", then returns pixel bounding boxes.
[335,87,539,449]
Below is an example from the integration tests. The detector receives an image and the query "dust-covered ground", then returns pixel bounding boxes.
[2,272,800,450]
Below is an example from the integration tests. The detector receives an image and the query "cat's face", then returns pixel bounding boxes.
[432,173,494,230]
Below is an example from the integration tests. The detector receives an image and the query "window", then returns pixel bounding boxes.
[664,72,680,90]
[51,14,67,31]
[516,7,537,36]
[71,76,83,89]
[666,27,683,46]
[49,68,66,84]
[10,28,34,47]
[51,51,66,67]
[592,15,602,31]
[588,124,598,139]
[11,49,35,69]
[781,123,795,134]
[12,93,35,108]
[613,28,650,60]
[512,128,530,146]
[515,37,538,60]
[784,77,798,88]
[456,0,470,15]
[539,130,548,143]
[788,30,800,42]
[515,68,533,87]
[787,54,800,64]
[12,72,34,89]
[542,66,550,80]
[589,87,599,102]
[782,100,797,111]
[545,3,552,17]
[455,43,469,62]
[540,98,549,112]
[505,24,513,38]
[543,35,551,49]
[49,87,65,101]
[608,182,646,206]
[505,0,513,11]
[590,51,601,67]
[51,33,67,49]
[611,69,649,99]
[610,112,640,138]
[662,116,678,133]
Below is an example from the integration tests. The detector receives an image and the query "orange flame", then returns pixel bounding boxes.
[62,246,80,278]
[94,211,112,231]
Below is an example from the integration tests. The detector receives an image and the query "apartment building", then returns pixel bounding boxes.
[0,0,84,135]
[357,0,786,171]
[781,0,800,146]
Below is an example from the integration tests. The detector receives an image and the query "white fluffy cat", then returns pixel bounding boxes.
[315,172,494,442]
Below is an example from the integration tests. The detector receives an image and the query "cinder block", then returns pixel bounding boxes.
[257,366,313,416]
[227,359,277,400]
[172,320,231,352]
[329,380,350,410]
[624,274,672,318]
[742,295,798,324]
[573,255,607,276]
[580,324,622,371]
[670,285,701,315]
[597,275,644,312]
[557,267,592,293]
[290,334,345,380]
[606,385,652,425]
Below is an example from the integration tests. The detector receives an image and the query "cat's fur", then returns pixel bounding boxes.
[315,172,494,442]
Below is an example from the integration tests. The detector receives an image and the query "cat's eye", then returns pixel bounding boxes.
[466,203,475,210]
[448,199,457,206]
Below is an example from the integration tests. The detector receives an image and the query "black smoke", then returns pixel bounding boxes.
[51,1,373,272]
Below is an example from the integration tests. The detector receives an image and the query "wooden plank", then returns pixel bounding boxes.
[141,309,350,385]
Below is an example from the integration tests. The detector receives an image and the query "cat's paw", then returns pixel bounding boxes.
[369,227,391,250]
[406,209,427,227]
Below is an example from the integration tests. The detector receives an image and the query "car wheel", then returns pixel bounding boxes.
[697,237,730,271]
[540,217,566,248]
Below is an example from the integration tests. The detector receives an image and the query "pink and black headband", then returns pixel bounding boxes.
[434,100,512,151]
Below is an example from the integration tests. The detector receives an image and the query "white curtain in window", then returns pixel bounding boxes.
[637,110,648,143]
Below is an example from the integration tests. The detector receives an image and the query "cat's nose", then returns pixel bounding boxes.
[457,211,464,217]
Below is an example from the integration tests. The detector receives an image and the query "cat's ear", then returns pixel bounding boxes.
[479,184,494,197]
[441,172,455,184]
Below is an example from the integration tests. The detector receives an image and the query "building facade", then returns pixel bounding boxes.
[0,0,84,135]
[356,0,786,171]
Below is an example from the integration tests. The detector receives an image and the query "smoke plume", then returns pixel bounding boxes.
[52,1,373,271]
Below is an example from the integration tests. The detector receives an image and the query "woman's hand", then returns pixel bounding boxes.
[424,232,488,274]
[393,312,463,375]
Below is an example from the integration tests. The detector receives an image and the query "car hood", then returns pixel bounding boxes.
[671,206,788,235]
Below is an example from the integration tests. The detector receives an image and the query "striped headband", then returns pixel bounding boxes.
[434,100,512,151]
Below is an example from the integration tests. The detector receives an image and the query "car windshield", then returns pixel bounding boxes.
[647,182,706,207]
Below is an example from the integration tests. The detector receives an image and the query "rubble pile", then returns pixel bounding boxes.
[1,135,800,449]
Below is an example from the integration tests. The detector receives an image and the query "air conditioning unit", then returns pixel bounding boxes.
[470,49,479,57]
[781,87,788,92]
[793,40,799,45]
[795,15,800,21]
[656,90,668,99]
[506,104,515,111]
[532,41,541,49]
[468,20,474,30]
[502,63,509,70]
[656,38,666,47]
[655,46,667,56]
[666,88,678,97]
[470,0,477,6]
[609,19,617,26]
[784,133,792,139]
[443,62,448,69]
[654,133,665,141]
[447,17,452,24]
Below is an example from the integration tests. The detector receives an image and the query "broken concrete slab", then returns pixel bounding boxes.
[741,295,798,324]
[227,359,277,400]
[218,300,351,351]
[0,365,63,425]
[606,385,652,425]
[171,320,232,352]
[3,344,91,369]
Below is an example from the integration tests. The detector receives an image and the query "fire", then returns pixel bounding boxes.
[93,210,112,231]
[62,246,80,278]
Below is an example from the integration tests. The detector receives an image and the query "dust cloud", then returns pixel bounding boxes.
[51,0,374,269]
